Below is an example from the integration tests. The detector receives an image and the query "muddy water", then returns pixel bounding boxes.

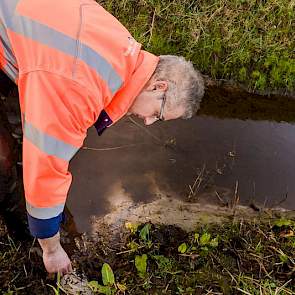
[68,115,295,232]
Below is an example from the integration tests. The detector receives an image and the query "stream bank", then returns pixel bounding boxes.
[0,208,294,294]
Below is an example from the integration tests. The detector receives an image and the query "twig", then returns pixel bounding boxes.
[272,192,288,208]
[178,253,199,258]
[116,246,145,255]
[275,279,293,295]
[215,191,227,206]
[28,238,36,260]
[148,9,156,47]
[235,288,252,295]
[82,143,144,152]
[128,117,162,143]
[188,164,206,199]
[231,180,240,214]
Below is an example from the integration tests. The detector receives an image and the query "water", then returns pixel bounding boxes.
[68,115,295,232]
[2,78,294,235]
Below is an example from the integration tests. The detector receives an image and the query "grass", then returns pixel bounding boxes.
[74,218,295,294]
[0,222,51,294]
[99,0,295,92]
[0,216,294,294]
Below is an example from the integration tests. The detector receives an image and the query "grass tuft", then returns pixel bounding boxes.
[99,0,295,92]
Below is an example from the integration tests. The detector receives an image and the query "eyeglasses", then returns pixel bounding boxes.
[156,93,167,121]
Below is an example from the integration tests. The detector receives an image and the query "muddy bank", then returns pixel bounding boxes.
[89,195,295,236]
[1,212,294,294]
[69,218,295,295]
[200,78,295,122]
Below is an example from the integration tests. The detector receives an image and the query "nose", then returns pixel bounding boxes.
[144,117,158,125]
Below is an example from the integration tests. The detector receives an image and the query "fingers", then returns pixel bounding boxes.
[57,261,73,276]
[68,262,73,273]
[42,244,73,275]
[60,262,73,276]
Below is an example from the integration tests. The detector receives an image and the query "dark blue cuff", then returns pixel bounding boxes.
[94,110,113,136]
[27,212,64,239]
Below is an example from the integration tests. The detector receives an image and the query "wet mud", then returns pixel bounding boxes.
[201,79,295,122]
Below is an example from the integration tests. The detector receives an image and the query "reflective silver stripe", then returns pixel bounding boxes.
[0,0,122,94]
[2,63,18,81]
[79,44,122,94]
[0,15,18,81]
[26,201,64,220]
[0,20,16,63]
[23,117,79,161]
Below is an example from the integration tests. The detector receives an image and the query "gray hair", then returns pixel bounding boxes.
[151,55,204,119]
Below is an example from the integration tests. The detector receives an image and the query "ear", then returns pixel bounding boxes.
[146,80,168,91]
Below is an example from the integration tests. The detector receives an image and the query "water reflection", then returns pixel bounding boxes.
[68,115,295,232]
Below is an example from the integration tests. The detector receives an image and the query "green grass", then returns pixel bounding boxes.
[1,217,295,294]
[75,219,295,294]
[99,0,295,92]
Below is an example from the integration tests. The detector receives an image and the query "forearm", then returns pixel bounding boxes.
[38,231,61,254]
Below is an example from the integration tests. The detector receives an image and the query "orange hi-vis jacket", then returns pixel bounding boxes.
[0,0,159,238]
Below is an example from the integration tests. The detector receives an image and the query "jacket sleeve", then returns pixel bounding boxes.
[17,71,101,238]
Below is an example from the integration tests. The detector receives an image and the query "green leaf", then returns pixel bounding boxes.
[135,254,148,278]
[125,222,138,234]
[88,281,115,295]
[194,233,199,243]
[139,224,151,242]
[200,232,211,246]
[102,263,115,286]
[279,253,288,263]
[274,219,293,227]
[209,237,219,248]
[117,283,127,292]
[46,285,59,295]
[127,240,139,252]
[178,243,187,254]
[201,246,209,252]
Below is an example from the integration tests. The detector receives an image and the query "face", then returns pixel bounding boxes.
[128,80,185,125]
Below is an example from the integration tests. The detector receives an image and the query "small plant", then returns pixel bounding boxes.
[152,255,176,274]
[139,224,151,241]
[88,263,117,295]
[127,240,140,252]
[47,272,67,295]
[125,222,139,234]
[135,254,148,278]
[178,243,187,254]
[139,223,153,248]
[273,219,294,228]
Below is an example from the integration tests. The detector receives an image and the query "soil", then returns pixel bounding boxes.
[0,209,294,294]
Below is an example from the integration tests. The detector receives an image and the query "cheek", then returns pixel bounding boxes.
[135,103,155,117]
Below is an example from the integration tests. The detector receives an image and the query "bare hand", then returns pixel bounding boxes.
[38,232,72,275]
[43,243,72,275]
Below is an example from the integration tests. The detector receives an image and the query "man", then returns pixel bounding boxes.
[0,0,204,274]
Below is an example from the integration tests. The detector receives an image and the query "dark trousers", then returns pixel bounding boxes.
[0,72,16,200]
[0,71,28,238]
